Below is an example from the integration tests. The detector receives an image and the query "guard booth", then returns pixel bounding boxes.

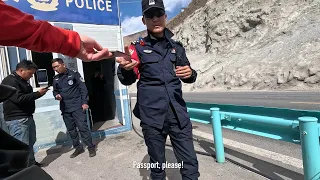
[1,0,132,151]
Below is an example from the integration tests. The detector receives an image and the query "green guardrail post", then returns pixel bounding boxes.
[210,107,225,163]
[298,117,320,180]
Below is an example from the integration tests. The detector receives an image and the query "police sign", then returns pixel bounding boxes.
[4,0,119,25]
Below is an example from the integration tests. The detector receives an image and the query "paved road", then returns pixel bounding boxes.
[131,91,320,110]
[36,130,268,180]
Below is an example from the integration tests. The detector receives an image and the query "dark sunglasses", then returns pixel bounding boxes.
[144,9,165,19]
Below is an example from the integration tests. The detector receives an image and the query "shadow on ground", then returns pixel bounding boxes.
[40,131,105,167]
[196,137,304,180]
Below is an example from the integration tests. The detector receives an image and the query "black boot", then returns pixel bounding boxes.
[70,148,84,158]
[88,148,96,157]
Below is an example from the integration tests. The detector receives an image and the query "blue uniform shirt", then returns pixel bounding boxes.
[52,69,89,113]
[117,28,197,129]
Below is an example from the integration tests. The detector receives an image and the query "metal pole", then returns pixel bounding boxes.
[298,116,320,180]
[210,107,225,163]
[86,109,91,131]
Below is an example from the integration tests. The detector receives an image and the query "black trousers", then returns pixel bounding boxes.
[62,109,94,149]
[140,104,200,180]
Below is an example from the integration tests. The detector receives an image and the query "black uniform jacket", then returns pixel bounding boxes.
[117,28,197,129]
[52,69,89,113]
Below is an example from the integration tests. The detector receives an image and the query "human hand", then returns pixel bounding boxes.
[82,104,89,111]
[176,66,192,79]
[55,94,62,100]
[38,88,48,95]
[116,57,138,71]
[76,35,113,62]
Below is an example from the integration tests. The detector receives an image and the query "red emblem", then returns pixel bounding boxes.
[139,37,145,46]
[128,45,141,79]
[140,40,145,46]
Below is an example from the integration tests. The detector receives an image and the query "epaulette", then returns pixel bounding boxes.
[130,36,143,45]
[130,37,148,46]
[130,37,146,46]
[172,39,183,47]
[131,40,139,45]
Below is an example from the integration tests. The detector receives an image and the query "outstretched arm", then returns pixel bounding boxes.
[0,1,80,57]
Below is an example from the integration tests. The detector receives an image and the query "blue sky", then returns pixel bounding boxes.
[119,0,192,36]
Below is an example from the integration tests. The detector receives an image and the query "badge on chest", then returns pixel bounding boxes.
[68,79,74,86]
[143,49,153,54]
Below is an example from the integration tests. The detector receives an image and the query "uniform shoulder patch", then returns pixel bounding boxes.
[131,36,148,46]
[131,40,139,45]
[172,39,184,47]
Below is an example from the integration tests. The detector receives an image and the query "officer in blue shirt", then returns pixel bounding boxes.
[51,58,96,158]
[116,0,200,179]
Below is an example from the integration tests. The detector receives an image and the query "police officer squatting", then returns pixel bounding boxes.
[52,58,96,158]
[116,0,200,179]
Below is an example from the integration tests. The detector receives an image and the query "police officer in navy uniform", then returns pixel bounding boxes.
[116,0,200,179]
[51,58,96,158]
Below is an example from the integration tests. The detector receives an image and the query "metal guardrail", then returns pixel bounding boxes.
[187,106,320,180]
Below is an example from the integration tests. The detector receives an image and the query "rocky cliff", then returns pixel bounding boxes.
[124,0,320,92]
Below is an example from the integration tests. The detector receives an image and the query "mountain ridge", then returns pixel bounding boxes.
[124,0,320,92]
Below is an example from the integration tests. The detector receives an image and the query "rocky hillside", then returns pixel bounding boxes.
[124,0,208,46]
[124,0,320,92]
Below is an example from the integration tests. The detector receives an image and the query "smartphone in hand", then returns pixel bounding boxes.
[44,85,51,90]
[111,51,132,61]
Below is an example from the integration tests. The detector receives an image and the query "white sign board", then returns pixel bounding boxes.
[53,23,78,72]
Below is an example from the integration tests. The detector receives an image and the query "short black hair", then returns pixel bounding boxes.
[16,60,38,71]
[51,58,64,64]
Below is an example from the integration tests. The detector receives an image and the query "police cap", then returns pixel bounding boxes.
[142,0,165,14]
